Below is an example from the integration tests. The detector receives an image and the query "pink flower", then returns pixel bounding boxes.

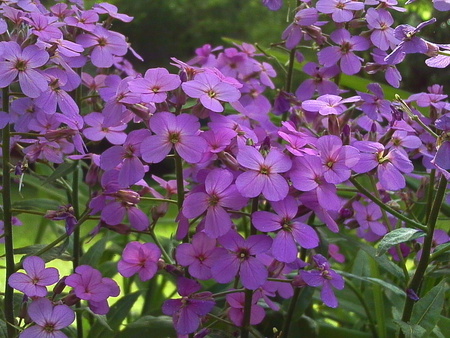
[182,72,241,112]
[236,146,292,202]
[140,112,207,164]
[20,298,75,338]
[182,169,248,238]
[8,256,59,297]
[0,41,49,98]
[118,241,161,281]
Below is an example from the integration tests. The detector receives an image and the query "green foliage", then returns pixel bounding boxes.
[376,228,426,257]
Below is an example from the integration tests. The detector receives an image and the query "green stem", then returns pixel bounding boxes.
[13,211,91,271]
[281,48,297,122]
[345,279,379,338]
[140,197,178,205]
[425,169,436,224]
[280,287,302,337]
[399,176,447,338]
[149,229,174,265]
[368,176,409,284]
[2,87,17,337]
[349,176,427,231]
[370,258,387,338]
[241,197,260,338]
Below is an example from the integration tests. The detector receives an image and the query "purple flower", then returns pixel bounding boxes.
[235,145,292,201]
[262,0,283,11]
[83,112,127,145]
[352,201,387,236]
[118,241,161,281]
[295,62,339,101]
[162,277,215,335]
[211,231,272,290]
[357,83,391,120]
[100,129,150,187]
[20,298,75,338]
[0,41,49,98]
[352,141,414,190]
[77,26,128,68]
[182,71,241,112]
[128,68,181,103]
[365,8,398,51]
[65,265,120,315]
[176,232,227,280]
[93,2,134,22]
[316,135,360,184]
[183,169,248,238]
[316,0,364,23]
[385,18,437,64]
[8,256,59,297]
[226,292,265,326]
[301,254,344,308]
[282,8,319,49]
[141,112,207,164]
[302,94,360,116]
[318,28,369,75]
[290,154,341,211]
[252,196,319,263]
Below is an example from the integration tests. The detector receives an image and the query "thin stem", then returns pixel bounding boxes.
[281,48,297,122]
[349,176,427,231]
[345,279,379,338]
[370,257,387,338]
[399,176,447,338]
[241,196,260,338]
[149,229,174,265]
[368,176,409,284]
[280,287,302,337]
[2,86,17,337]
[140,197,178,205]
[13,211,91,271]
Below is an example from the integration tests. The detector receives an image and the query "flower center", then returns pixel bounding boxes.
[169,132,180,144]
[259,165,271,175]
[15,59,28,72]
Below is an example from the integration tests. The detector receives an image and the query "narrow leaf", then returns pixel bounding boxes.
[410,280,447,335]
[12,199,60,212]
[395,320,426,338]
[339,271,406,296]
[377,228,425,256]
[42,161,77,186]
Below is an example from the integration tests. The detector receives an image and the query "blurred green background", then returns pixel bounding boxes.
[73,0,450,94]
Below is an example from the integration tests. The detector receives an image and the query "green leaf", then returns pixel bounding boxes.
[42,161,77,186]
[116,316,176,337]
[318,324,372,337]
[339,271,406,297]
[79,236,107,267]
[14,241,71,263]
[376,228,426,256]
[12,199,60,212]
[339,233,405,280]
[395,320,426,338]
[410,280,447,335]
[88,292,141,337]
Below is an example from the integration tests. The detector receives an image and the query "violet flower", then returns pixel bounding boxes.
[385,18,437,64]
[20,298,75,338]
[162,277,215,335]
[0,41,49,98]
[352,141,414,190]
[65,265,120,315]
[211,231,272,290]
[316,0,364,23]
[76,26,128,68]
[235,145,292,202]
[140,112,207,164]
[301,254,344,308]
[128,67,181,103]
[182,71,241,112]
[176,232,227,280]
[252,196,319,263]
[183,168,248,238]
[318,28,369,75]
[8,256,59,297]
[302,94,360,116]
[226,292,265,326]
[118,241,161,281]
